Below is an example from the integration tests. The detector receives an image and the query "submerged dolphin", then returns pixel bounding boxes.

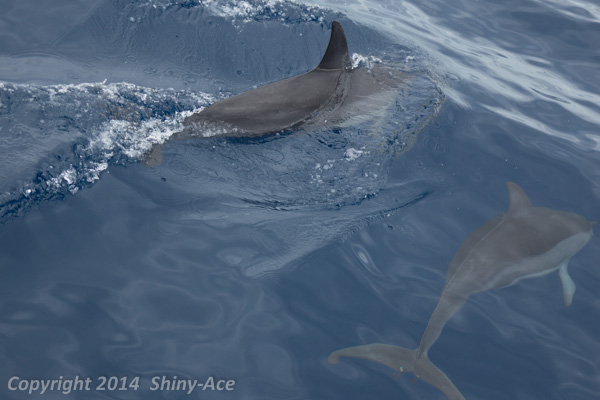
[329,182,595,400]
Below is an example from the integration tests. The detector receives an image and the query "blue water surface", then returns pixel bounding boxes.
[0,0,598,399]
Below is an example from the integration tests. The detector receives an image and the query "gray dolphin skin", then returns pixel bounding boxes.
[328,182,595,400]
[179,21,405,138]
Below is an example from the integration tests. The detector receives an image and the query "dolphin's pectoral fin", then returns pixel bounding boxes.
[558,259,575,306]
[328,344,466,400]
[141,143,163,167]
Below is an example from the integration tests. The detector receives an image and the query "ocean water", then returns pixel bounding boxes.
[0,0,598,399]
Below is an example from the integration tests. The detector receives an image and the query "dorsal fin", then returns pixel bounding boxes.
[506,181,532,215]
[317,21,350,70]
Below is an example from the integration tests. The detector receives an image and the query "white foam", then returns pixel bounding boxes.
[344,148,366,161]
[47,165,79,194]
[351,53,383,69]
[202,0,324,23]
[2,79,212,203]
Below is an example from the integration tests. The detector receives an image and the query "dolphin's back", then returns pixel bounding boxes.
[182,21,350,138]
[184,69,342,137]
[444,206,593,295]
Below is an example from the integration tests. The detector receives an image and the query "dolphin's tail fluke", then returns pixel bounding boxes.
[328,343,465,400]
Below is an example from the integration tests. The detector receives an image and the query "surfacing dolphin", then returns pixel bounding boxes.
[181,21,405,138]
[328,182,595,400]
[182,21,353,137]
[143,21,408,165]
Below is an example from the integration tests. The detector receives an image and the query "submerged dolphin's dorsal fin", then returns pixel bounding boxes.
[506,181,532,215]
[317,21,350,70]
